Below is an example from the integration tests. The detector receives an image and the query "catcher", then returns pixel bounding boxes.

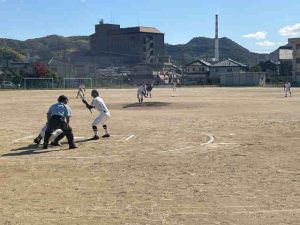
[34,123,64,146]
[82,89,110,140]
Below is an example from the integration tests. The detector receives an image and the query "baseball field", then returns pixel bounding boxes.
[0,87,300,225]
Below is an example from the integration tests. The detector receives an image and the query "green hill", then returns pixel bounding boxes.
[0,45,25,62]
[0,35,89,60]
[165,37,268,66]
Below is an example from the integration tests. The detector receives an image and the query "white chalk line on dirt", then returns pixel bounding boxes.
[166,146,196,152]
[12,135,34,143]
[4,134,136,161]
[162,133,214,153]
[124,134,135,141]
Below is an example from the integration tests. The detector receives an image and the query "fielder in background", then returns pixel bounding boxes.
[82,89,110,140]
[284,81,292,97]
[146,82,154,98]
[172,79,177,91]
[34,123,64,146]
[43,95,77,149]
[137,83,147,103]
[76,82,86,98]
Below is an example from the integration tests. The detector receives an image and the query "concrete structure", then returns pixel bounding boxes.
[258,60,279,77]
[220,72,265,86]
[288,38,300,83]
[279,46,293,60]
[90,20,165,64]
[214,14,219,62]
[210,58,247,83]
[183,60,211,84]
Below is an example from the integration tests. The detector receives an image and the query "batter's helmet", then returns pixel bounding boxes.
[91,89,99,98]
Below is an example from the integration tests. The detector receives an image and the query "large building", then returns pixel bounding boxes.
[288,38,300,83]
[90,20,165,64]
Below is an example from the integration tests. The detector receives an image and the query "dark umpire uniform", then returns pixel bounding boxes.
[43,95,77,149]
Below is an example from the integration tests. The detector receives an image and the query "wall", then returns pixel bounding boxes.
[220,72,265,86]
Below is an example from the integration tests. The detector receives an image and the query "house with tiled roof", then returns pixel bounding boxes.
[210,58,248,83]
[183,60,211,84]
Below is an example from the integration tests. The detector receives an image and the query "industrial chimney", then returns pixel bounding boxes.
[214,14,219,62]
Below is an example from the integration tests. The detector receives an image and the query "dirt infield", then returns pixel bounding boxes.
[1,87,300,225]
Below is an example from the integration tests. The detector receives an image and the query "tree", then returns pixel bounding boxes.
[33,61,46,77]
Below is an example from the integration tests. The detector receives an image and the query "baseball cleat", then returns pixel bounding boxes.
[69,144,78,149]
[51,142,62,147]
[102,134,110,138]
[91,135,100,140]
[34,137,41,145]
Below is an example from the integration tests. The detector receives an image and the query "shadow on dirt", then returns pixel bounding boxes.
[1,144,62,157]
[123,102,171,108]
[1,138,98,157]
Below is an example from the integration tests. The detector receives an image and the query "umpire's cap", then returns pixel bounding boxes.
[58,95,68,103]
[91,89,99,98]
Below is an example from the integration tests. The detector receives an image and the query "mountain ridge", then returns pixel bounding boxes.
[0,35,271,66]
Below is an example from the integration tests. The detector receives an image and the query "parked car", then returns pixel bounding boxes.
[1,81,16,88]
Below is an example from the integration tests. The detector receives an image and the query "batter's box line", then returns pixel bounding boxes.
[160,133,215,153]
[118,134,135,142]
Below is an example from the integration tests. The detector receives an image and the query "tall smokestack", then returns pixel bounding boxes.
[215,14,219,62]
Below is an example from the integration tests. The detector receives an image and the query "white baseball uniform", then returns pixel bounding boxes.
[91,96,110,127]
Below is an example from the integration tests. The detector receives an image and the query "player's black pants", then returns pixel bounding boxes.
[43,115,74,148]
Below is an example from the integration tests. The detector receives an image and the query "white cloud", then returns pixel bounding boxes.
[242,31,267,40]
[279,23,300,36]
[277,41,286,46]
[256,41,276,47]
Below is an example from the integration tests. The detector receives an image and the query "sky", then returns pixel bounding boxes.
[0,0,300,53]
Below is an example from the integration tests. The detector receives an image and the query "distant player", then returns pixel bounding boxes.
[284,81,292,97]
[172,79,177,91]
[137,84,147,103]
[82,89,110,140]
[76,82,86,98]
[34,123,64,146]
[146,83,154,98]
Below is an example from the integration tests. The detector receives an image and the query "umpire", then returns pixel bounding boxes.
[43,95,77,149]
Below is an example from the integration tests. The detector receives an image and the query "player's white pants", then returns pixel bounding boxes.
[40,123,63,142]
[92,113,110,127]
[137,91,143,99]
[285,89,291,96]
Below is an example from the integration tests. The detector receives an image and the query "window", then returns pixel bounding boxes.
[296,44,300,50]
[296,58,300,64]
[193,68,195,71]
[227,68,233,72]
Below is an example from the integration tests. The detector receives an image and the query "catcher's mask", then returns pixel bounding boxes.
[91,89,99,98]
